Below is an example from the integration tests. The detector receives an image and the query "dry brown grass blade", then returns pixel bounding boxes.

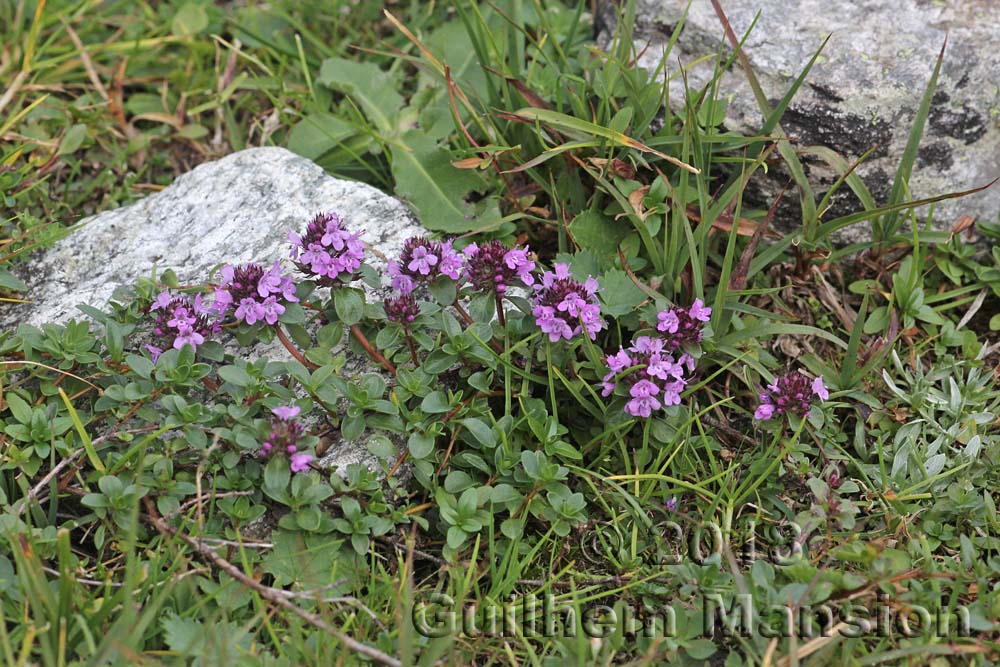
[685,206,783,239]
[64,21,110,103]
[483,65,551,110]
[729,183,789,291]
[811,264,858,332]
[774,622,849,667]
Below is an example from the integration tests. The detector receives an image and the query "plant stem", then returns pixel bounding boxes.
[452,300,474,325]
[350,324,397,376]
[402,326,420,366]
[275,325,316,369]
[494,293,507,328]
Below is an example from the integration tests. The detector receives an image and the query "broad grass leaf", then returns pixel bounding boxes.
[287,112,356,161]
[318,58,403,135]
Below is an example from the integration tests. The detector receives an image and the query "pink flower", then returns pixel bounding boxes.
[754,402,775,420]
[150,291,173,311]
[657,310,680,333]
[173,327,204,350]
[811,376,830,401]
[603,334,699,418]
[147,290,223,357]
[606,349,633,373]
[290,453,314,473]
[389,237,464,294]
[464,240,534,295]
[532,263,604,342]
[689,298,712,322]
[625,380,662,417]
[653,301,711,351]
[260,296,285,325]
[272,405,301,421]
[407,244,438,275]
[235,297,264,325]
[289,212,365,285]
[754,372,828,421]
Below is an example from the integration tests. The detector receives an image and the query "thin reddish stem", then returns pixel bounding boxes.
[402,326,420,366]
[350,325,396,376]
[276,325,317,369]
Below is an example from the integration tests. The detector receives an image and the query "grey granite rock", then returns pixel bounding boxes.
[4,146,422,475]
[604,0,1000,241]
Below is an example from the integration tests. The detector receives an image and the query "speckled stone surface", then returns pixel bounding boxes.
[4,147,420,327]
[4,146,421,475]
[602,0,1000,240]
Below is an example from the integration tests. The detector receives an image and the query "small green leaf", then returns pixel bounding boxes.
[408,432,436,459]
[296,506,322,532]
[5,393,32,425]
[126,354,154,379]
[341,413,365,441]
[500,518,523,540]
[217,365,252,387]
[57,124,87,155]
[334,288,364,325]
[421,391,451,414]
[264,457,290,495]
[278,302,306,325]
[460,418,495,448]
[444,471,474,493]
[171,2,208,37]
[366,435,397,460]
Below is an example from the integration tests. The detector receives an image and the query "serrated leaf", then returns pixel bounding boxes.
[161,614,205,654]
[391,130,500,233]
[262,531,351,589]
[570,210,628,259]
[597,269,646,317]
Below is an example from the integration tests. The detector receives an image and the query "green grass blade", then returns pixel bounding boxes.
[58,387,105,473]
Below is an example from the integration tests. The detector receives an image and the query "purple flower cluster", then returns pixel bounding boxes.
[655,299,712,351]
[214,262,299,326]
[260,405,314,472]
[754,373,829,420]
[289,212,365,285]
[389,237,464,294]
[383,293,420,324]
[600,299,712,417]
[601,336,694,417]
[463,240,535,296]
[532,263,604,343]
[146,290,223,361]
